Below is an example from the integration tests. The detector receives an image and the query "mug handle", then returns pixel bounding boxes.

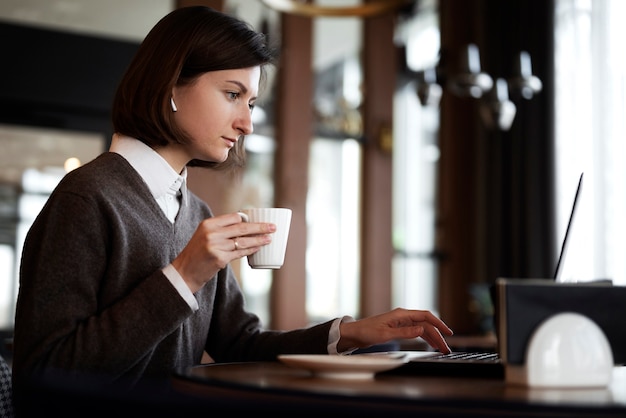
[238,212,249,222]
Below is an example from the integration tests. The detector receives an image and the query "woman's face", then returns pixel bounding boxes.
[172,66,261,165]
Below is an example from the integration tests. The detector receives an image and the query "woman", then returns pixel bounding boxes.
[12,6,452,390]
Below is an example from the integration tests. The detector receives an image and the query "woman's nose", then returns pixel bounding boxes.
[236,107,254,136]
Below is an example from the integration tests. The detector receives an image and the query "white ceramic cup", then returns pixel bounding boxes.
[238,208,292,269]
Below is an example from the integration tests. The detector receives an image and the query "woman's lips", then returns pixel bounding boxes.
[223,136,237,147]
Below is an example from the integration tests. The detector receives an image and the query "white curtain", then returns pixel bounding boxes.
[555,0,626,285]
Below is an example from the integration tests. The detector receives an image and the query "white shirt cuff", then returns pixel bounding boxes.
[327,315,358,355]
[162,264,199,311]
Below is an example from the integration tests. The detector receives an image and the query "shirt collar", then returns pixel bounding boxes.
[109,134,188,205]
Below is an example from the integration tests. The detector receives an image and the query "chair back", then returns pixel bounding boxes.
[0,354,14,418]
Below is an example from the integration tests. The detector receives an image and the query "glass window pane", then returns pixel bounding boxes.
[306,138,361,322]
[0,124,104,329]
[392,0,440,314]
[392,82,440,314]
[554,0,626,286]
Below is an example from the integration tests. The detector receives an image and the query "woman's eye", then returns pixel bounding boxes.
[249,103,256,111]
[227,91,240,100]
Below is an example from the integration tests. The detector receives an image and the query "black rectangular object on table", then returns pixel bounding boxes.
[495,278,625,365]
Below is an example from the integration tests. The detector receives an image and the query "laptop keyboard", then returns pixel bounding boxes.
[382,351,504,378]
[429,351,500,363]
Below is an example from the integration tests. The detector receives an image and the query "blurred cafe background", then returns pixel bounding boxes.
[1,0,625,360]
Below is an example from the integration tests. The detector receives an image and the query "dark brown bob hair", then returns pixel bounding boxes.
[112,6,277,169]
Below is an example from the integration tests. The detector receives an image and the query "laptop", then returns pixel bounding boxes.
[380,173,585,379]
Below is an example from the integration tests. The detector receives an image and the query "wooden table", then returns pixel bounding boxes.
[171,357,626,417]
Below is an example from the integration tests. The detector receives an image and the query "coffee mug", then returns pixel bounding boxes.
[238,208,292,269]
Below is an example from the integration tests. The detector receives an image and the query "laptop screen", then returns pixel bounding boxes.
[553,172,583,282]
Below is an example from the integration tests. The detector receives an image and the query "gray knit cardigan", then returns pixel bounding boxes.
[12,152,331,388]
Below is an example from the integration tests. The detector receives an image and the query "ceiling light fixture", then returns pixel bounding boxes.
[414,44,542,131]
[259,0,414,17]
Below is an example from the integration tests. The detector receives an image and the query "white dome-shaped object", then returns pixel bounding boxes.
[508,312,614,387]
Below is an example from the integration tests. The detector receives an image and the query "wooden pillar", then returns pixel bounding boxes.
[359,9,397,317]
[271,12,313,329]
[437,0,484,334]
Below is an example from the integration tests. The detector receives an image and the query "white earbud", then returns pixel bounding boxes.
[170,97,178,112]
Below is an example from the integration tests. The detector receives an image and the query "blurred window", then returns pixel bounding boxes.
[554,0,626,285]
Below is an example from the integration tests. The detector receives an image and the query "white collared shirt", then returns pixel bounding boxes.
[110,134,188,222]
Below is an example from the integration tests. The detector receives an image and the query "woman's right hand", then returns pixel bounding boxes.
[171,212,276,292]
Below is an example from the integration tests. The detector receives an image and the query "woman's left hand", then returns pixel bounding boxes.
[337,308,453,354]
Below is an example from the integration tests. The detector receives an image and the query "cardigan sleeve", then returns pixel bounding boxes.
[201,264,334,363]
